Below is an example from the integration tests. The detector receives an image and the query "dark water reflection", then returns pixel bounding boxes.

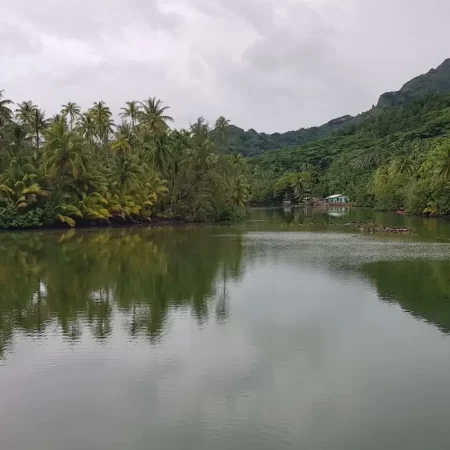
[248,206,450,241]
[1,209,450,450]
[363,260,450,333]
[0,228,243,355]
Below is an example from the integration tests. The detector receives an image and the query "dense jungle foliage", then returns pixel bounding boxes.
[247,92,450,215]
[0,91,250,229]
[3,60,450,226]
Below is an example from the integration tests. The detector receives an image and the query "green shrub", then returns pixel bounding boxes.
[0,200,57,229]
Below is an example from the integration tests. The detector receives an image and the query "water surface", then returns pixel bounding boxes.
[1,208,450,450]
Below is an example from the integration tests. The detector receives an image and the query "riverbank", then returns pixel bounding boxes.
[250,202,450,219]
[0,216,193,232]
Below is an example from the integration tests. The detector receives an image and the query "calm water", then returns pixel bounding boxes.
[1,208,450,450]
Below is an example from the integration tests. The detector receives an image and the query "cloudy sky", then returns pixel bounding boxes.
[2,0,450,132]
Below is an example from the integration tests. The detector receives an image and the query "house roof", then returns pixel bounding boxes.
[325,194,345,199]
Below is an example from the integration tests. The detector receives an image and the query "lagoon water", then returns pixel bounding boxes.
[1,208,450,450]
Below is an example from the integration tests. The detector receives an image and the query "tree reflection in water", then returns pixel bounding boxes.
[0,228,244,357]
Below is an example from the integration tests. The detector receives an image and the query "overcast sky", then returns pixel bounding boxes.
[2,0,450,132]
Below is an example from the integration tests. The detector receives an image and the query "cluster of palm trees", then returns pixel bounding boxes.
[271,171,313,204]
[0,90,249,228]
[368,139,450,214]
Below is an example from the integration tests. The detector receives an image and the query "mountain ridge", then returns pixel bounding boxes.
[228,58,450,156]
[377,58,450,107]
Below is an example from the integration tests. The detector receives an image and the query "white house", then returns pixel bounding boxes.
[325,194,350,204]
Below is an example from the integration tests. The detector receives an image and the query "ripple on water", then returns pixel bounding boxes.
[243,232,450,267]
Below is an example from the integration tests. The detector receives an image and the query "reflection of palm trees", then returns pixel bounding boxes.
[0,228,244,356]
[216,264,230,324]
[363,260,450,334]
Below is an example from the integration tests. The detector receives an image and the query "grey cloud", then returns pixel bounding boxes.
[244,31,334,74]
[243,2,336,74]
[0,20,38,56]
[4,0,182,39]
[1,0,450,132]
[192,0,275,35]
[13,61,170,115]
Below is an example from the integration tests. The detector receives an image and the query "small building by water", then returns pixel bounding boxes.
[325,194,350,204]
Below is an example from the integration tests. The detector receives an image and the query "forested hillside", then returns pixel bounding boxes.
[3,58,450,227]
[225,114,362,156]
[248,93,450,215]
[227,58,450,157]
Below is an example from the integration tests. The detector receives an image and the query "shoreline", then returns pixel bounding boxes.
[1,206,450,233]
[249,203,450,219]
[0,217,195,233]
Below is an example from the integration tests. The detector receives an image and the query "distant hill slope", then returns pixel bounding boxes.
[226,114,363,157]
[252,93,450,173]
[249,92,450,208]
[228,58,450,156]
[377,59,450,108]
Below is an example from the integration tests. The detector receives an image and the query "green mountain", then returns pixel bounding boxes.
[229,58,450,157]
[377,59,450,107]
[227,114,361,157]
[248,80,450,214]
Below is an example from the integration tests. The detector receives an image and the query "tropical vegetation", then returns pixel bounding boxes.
[0,91,249,229]
[247,92,450,215]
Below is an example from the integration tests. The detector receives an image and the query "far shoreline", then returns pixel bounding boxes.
[1,206,449,233]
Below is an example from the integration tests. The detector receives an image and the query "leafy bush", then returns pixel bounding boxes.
[0,200,57,229]
[217,205,247,222]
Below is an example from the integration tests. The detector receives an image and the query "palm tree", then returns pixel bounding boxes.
[116,121,132,136]
[44,121,87,188]
[61,102,81,130]
[76,113,96,145]
[190,116,209,140]
[30,108,49,153]
[139,97,173,135]
[89,101,114,147]
[372,166,390,190]
[142,171,168,203]
[0,155,37,193]
[16,183,48,210]
[390,155,415,176]
[112,135,132,156]
[120,101,140,130]
[424,199,440,216]
[290,172,311,202]
[215,116,230,133]
[50,114,66,127]
[15,101,37,127]
[232,175,249,207]
[231,153,244,176]
[436,144,450,182]
[0,90,13,127]
[148,132,173,172]
[214,116,230,151]
[112,153,141,189]
[4,123,32,155]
